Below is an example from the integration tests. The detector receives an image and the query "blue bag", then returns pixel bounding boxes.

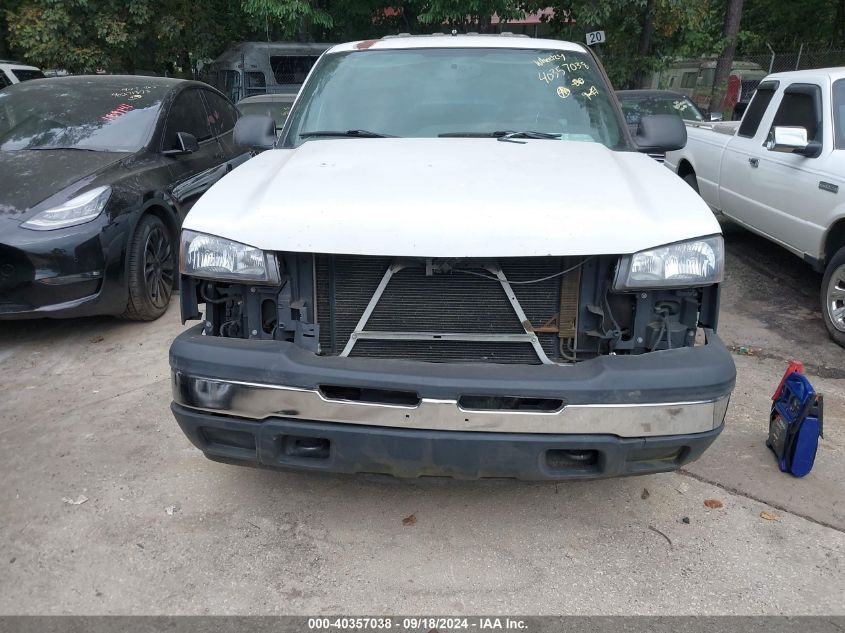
[767,371,824,478]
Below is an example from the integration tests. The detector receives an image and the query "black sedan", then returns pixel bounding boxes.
[0,75,249,321]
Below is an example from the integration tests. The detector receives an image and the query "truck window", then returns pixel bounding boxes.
[0,71,10,89]
[270,56,319,84]
[771,87,819,142]
[245,71,266,96]
[737,82,777,138]
[834,79,845,150]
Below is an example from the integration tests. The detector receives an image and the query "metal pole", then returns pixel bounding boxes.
[766,42,775,74]
[795,43,804,70]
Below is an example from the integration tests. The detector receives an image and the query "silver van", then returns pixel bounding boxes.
[203,41,332,103]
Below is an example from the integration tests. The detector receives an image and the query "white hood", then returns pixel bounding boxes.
[184,138,720,257]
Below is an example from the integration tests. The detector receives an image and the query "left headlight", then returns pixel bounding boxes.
[614,235,724,290]
[180,229,280,285]
[21,185,111,231]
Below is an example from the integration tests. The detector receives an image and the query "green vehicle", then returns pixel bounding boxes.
[647,58,767,117]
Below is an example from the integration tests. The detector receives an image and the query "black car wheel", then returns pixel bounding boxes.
[821,245,845,348]
[121,215,174,321]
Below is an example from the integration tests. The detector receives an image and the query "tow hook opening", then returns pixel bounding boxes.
[545,449,600,474]
[282,435,331,459]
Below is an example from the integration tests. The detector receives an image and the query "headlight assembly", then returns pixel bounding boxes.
[614,235,724,290]
[21,185,111,230]
[180,229,280,284]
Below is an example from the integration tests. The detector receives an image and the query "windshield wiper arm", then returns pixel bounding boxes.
[438,130,561,144]
[28,146,104,152]
[299,129,395,139]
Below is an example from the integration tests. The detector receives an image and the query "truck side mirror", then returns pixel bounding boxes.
[634,114,687,154]
[162,132,199,156]
[708,112,723,122]
[234,115,277,150]
[766,126,821,158]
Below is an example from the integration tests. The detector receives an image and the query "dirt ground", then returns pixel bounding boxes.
[0,222,843,615]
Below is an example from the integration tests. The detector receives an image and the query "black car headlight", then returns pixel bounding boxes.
[614,235,724,290]
[180,229,280,285]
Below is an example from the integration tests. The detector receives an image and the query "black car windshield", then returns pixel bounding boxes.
[283,48,625,149]
[618,93,704,127]
[0,80,168,152]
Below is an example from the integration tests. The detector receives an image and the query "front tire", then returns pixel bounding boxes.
[121,215,174,321]
[821,245,845,348]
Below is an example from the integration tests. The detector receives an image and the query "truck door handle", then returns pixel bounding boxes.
[748,157,759,168]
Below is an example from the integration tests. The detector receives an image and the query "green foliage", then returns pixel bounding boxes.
[4,0,842,79]
[242,0,333,38]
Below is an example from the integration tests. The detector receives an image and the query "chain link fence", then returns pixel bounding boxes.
[737,47,845,75]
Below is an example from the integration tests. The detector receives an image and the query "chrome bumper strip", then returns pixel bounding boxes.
[173,371,729,437]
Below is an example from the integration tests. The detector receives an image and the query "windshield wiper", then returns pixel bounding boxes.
[438,130,562,144]
[28,146,105,152]
[299,129,395,139]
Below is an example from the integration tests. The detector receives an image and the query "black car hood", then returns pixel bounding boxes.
[0,149,131,220]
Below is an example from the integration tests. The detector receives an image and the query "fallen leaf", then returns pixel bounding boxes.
[62,495,89,506]
[89,335,104,344]
[704,499,723,509]
[760,511,781,521]
[641,488,650,500]
[402,514,417,526]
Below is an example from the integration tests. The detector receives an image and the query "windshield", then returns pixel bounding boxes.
[618,94,704,128]
[0,79,167,152]
[283,48,625,149]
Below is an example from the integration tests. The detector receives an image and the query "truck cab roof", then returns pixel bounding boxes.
[327,34,589,54]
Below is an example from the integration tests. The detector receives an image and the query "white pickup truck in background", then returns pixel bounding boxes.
[666,69,845,347]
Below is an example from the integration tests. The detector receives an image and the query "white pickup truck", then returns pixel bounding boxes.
[665,69,845,346]
[169,35,735,480]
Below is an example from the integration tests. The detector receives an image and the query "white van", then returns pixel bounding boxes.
[0,61,45,89]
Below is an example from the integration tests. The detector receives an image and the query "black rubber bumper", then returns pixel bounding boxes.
[172,403,724,480]
[169,325,736,405]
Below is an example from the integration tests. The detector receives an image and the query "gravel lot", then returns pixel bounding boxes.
[1,221,843,615]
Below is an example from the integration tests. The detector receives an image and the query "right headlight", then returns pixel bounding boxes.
[180,229,280,285]
[614,235,724,290]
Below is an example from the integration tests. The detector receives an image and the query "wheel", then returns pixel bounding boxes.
[120,214,174,321]
[683,173,699,194]
[821,245,845,347]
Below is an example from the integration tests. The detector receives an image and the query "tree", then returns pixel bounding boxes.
[546,0,713,88]
[7,0,157,73]
[241,0,332,41]
[709,0,744,115]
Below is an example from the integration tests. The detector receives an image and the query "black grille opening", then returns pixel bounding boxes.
[458,395,564,412]
[349,340,541,364]
[319,385,420,407]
